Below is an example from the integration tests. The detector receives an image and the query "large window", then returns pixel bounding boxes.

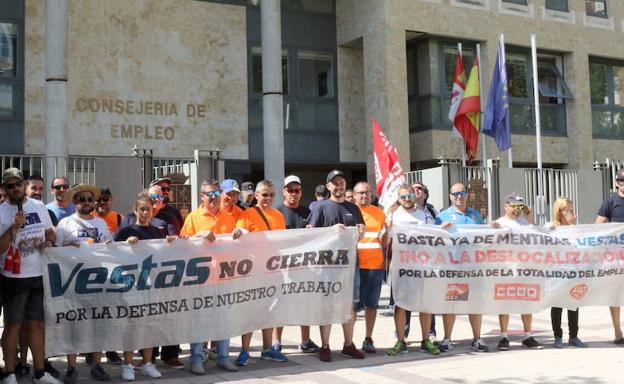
[586,0,607,18]
[589,59,624,138]
[297,51,333,98]
[506,49,571,135]
[250,47,289,95]
[0,22,19,117]
[546,0,568,11]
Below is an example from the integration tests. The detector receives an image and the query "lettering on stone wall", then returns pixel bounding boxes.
[75,97,208,141]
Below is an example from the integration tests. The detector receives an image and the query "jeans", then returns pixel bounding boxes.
[190,339,230,364]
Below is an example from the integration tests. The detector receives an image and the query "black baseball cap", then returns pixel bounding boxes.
[326,170,345,183]
[617,168,624,181]
[150,177,172,187]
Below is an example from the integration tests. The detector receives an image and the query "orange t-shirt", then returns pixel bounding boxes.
[236,207,286,232]
[180,205,243,236]
[358,204,385,270]
[92,210,123,234]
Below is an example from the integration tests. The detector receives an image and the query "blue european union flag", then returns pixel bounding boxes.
[482,40,511,151]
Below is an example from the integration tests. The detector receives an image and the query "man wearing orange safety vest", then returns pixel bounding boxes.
[353,181,387,353]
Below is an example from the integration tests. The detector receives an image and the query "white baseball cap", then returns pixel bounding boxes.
[284,175,301,186]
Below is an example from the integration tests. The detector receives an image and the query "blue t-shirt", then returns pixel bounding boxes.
[46,202,76,222]
[435,206,484,225]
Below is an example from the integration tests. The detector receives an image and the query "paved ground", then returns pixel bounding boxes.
[2,285,623,383]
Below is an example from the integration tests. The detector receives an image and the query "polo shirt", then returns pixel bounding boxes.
[236,207,286,232]
[436,206,484,225]
[181,205,243,236]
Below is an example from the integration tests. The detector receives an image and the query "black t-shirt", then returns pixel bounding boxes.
[277,204,310,229]
[115,224,164,241]
[598,193,624,222]
[119,213,173,237]
[156,206,182,235]
[307,199,364,227]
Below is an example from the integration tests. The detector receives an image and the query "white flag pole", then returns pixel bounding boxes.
[530,33,542,170]
[476,43,486,166]
[500,34,513,168]
[457,42,466,167]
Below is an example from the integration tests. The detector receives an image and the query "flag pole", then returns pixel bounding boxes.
[476,43,486,166]
[530,33,542,170]
[499,34,513,168]
[458,43,466,167]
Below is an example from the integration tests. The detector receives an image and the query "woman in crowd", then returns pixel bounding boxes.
[548,197,588,349]
[114,193,176,380]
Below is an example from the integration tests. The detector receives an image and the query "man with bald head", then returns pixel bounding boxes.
[436,182,488,353]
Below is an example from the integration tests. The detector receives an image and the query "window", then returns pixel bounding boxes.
[0,21,20,118]
[407,39,475,132]
[250,46,288,95]
[297,50,333,98]
[586,0,607,18]
[506,50,571,135]
[286,0,335,14]
[503,0,528,4]
[589,59,624,138]
[545,0,568,11]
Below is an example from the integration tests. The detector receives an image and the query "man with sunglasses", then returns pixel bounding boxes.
[181,179,241,374]
[0,168,59,384]
[93,188,123,235]
[46,177,75,222]
[491,192,541,351]
[386,184,440,356]
[55,184,114,382]
[150,178,182,235]
[596,168,624,345]
[119,186,174,238]
[435,183,488,353]
[274,175,322,354]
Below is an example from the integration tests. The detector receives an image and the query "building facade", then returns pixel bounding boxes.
[1,0,623,197]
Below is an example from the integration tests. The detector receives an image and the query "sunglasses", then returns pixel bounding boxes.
[97,197,110,203]
[354,191,370,195]
[160,186,170,192]
[53,184,70,191]
[260,192,276,198]
[203,191,221,198]
[4,181,23,190]
[451,191,467,198]
[510,204,526,210]
[149,194,164,201]
[285,188,301,194]
[77,196,94,203]
[413,185,424,191]
[399,193,416,200]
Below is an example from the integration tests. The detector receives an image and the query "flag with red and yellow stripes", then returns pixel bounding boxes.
[454,56,480,163]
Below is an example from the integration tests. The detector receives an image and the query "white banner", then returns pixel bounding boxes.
[43,227,358,356]
[390,223,624,314]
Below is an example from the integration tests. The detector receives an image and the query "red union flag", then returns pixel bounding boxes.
[372,118,405,209]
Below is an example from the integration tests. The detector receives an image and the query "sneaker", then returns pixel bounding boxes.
[105,351,122,365]
[217,360,239,372]
[204,347,218,361]
[63,367,77,384]
[272,342,282,352]
[44,360,61,379]
[554,337,563,348]
[522,336,543,349]
[614,338,624,345]
[421,339,440,355]
[190,361,205,375]
[90,364,111,382]
[439,338,453,352]
[362,337,376,353]
[121,364,135,381]
[497,337,510,351]
[235,350,250,366]
[319,346,332,362]
[260,346,288,362]
[569,337,588,348]
[163,357,184,370]
[471,339,489,352]
[386,340,408,356]
[429,331,438,345]
[141,362,161,378]
[300,339,321,353]
[32,372,61,384]
[341,343,365,359]
[4,373,17,384]
[16,361,30,378]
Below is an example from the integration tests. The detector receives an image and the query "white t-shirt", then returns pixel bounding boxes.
[0,198,53,278]
[388,206,436,226]
[56,214,113,245]
[495,215,529,228]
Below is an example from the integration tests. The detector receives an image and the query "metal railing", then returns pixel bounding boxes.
[404,170,423,184]
[0,154,96,185]
[523,168,579,225]
[152,158,194,181]
[594,158,624,199]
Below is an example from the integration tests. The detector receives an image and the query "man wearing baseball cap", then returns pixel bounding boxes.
[307,170,365,362]
[239,181,255,209]
[181,179,242,374]
[0,168,59,384]
[150,177,182,236]
[273,175,321,354]
[596,168,624,344]
[492,192,541,351]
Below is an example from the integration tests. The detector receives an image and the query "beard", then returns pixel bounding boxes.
[79,205,94,215]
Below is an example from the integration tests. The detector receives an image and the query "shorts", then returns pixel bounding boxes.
[0,275,45,324]
[356,268,383,311]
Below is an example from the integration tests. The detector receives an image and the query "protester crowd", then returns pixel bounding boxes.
[1,166,624,383]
